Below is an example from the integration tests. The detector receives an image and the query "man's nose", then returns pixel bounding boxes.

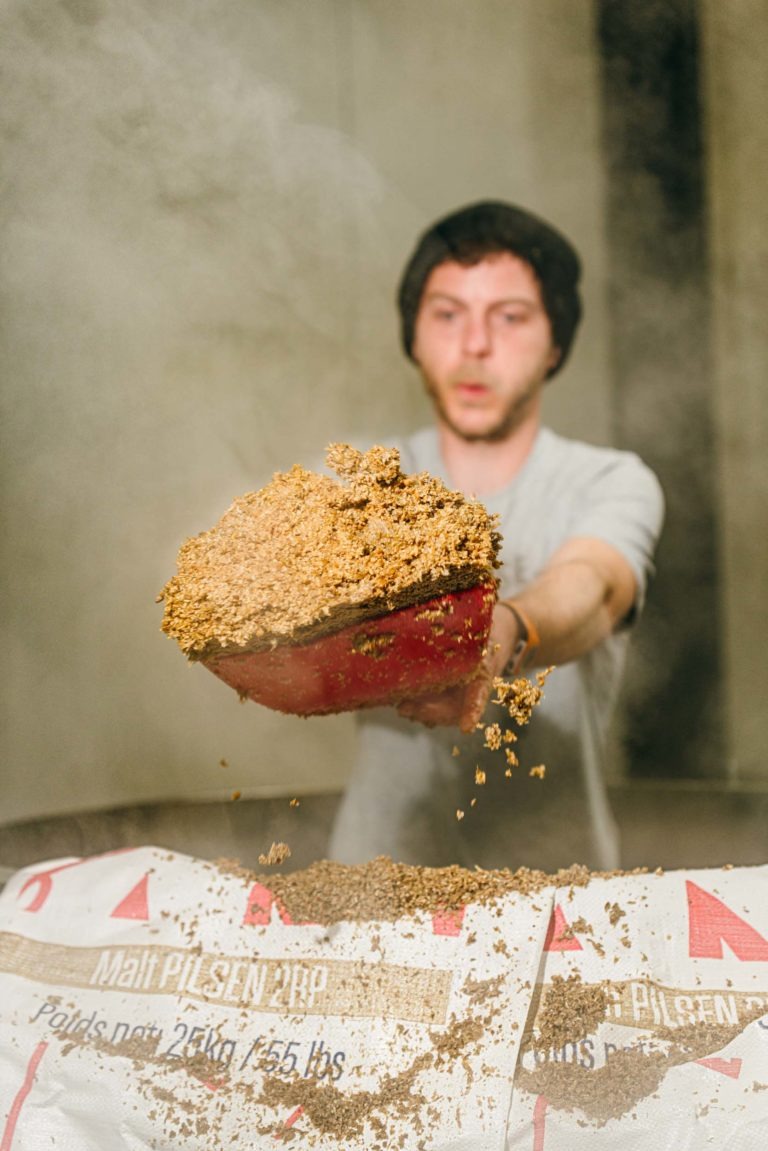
[462,314,491,357]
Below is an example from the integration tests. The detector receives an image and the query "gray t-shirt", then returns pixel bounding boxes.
[329,426,664,872]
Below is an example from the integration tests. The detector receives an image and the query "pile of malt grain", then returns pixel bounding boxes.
[516,1006,767,1126]
[159,444,500,660]
[525,973,609,1051]
[210,855,645,926]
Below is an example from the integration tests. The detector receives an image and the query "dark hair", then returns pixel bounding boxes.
[397,200,582,378]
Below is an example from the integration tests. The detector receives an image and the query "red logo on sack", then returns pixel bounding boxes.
[432,907,466,936]
[110,874,150,920]
[543,905,582,952]
[687,881,768,961]
[243,883,317,927]
[17,849,135,913]
[274,1106,304,1139]
[696,1057,743,1079]
[533,1095,549,1151]
[1,1042,48,1151]
[18,861,83,913]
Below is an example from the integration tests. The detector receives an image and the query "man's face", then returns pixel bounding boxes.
[411,253,560,442]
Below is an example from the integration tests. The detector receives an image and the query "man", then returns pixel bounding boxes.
[329,201,664,872]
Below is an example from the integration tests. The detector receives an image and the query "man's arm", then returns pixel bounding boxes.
[397,536,638,733]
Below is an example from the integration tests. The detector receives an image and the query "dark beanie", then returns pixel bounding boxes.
[397,200,582,378]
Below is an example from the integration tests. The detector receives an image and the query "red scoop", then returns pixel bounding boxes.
[203,582,496,716]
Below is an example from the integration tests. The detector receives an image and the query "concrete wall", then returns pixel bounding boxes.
[701,0,768,783]
[0,0,612,823]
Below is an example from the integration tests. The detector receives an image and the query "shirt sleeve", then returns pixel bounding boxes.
[567,452,665,617]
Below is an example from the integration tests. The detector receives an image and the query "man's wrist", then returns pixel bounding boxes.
[497,600,540,675]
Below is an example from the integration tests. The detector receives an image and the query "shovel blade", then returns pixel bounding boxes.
[203,582,496,716]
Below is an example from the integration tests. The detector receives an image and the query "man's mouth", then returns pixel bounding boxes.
[454,381,493,401]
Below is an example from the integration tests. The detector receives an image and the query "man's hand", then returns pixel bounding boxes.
[396,603,520,733]
[395,536,638,733]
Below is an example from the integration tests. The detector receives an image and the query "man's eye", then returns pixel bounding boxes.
[434,309,457,321]
[501,312,525,324]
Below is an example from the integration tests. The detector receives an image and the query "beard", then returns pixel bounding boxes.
[423,375,542,443]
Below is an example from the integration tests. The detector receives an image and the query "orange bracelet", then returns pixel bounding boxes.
[497,600,540,674]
